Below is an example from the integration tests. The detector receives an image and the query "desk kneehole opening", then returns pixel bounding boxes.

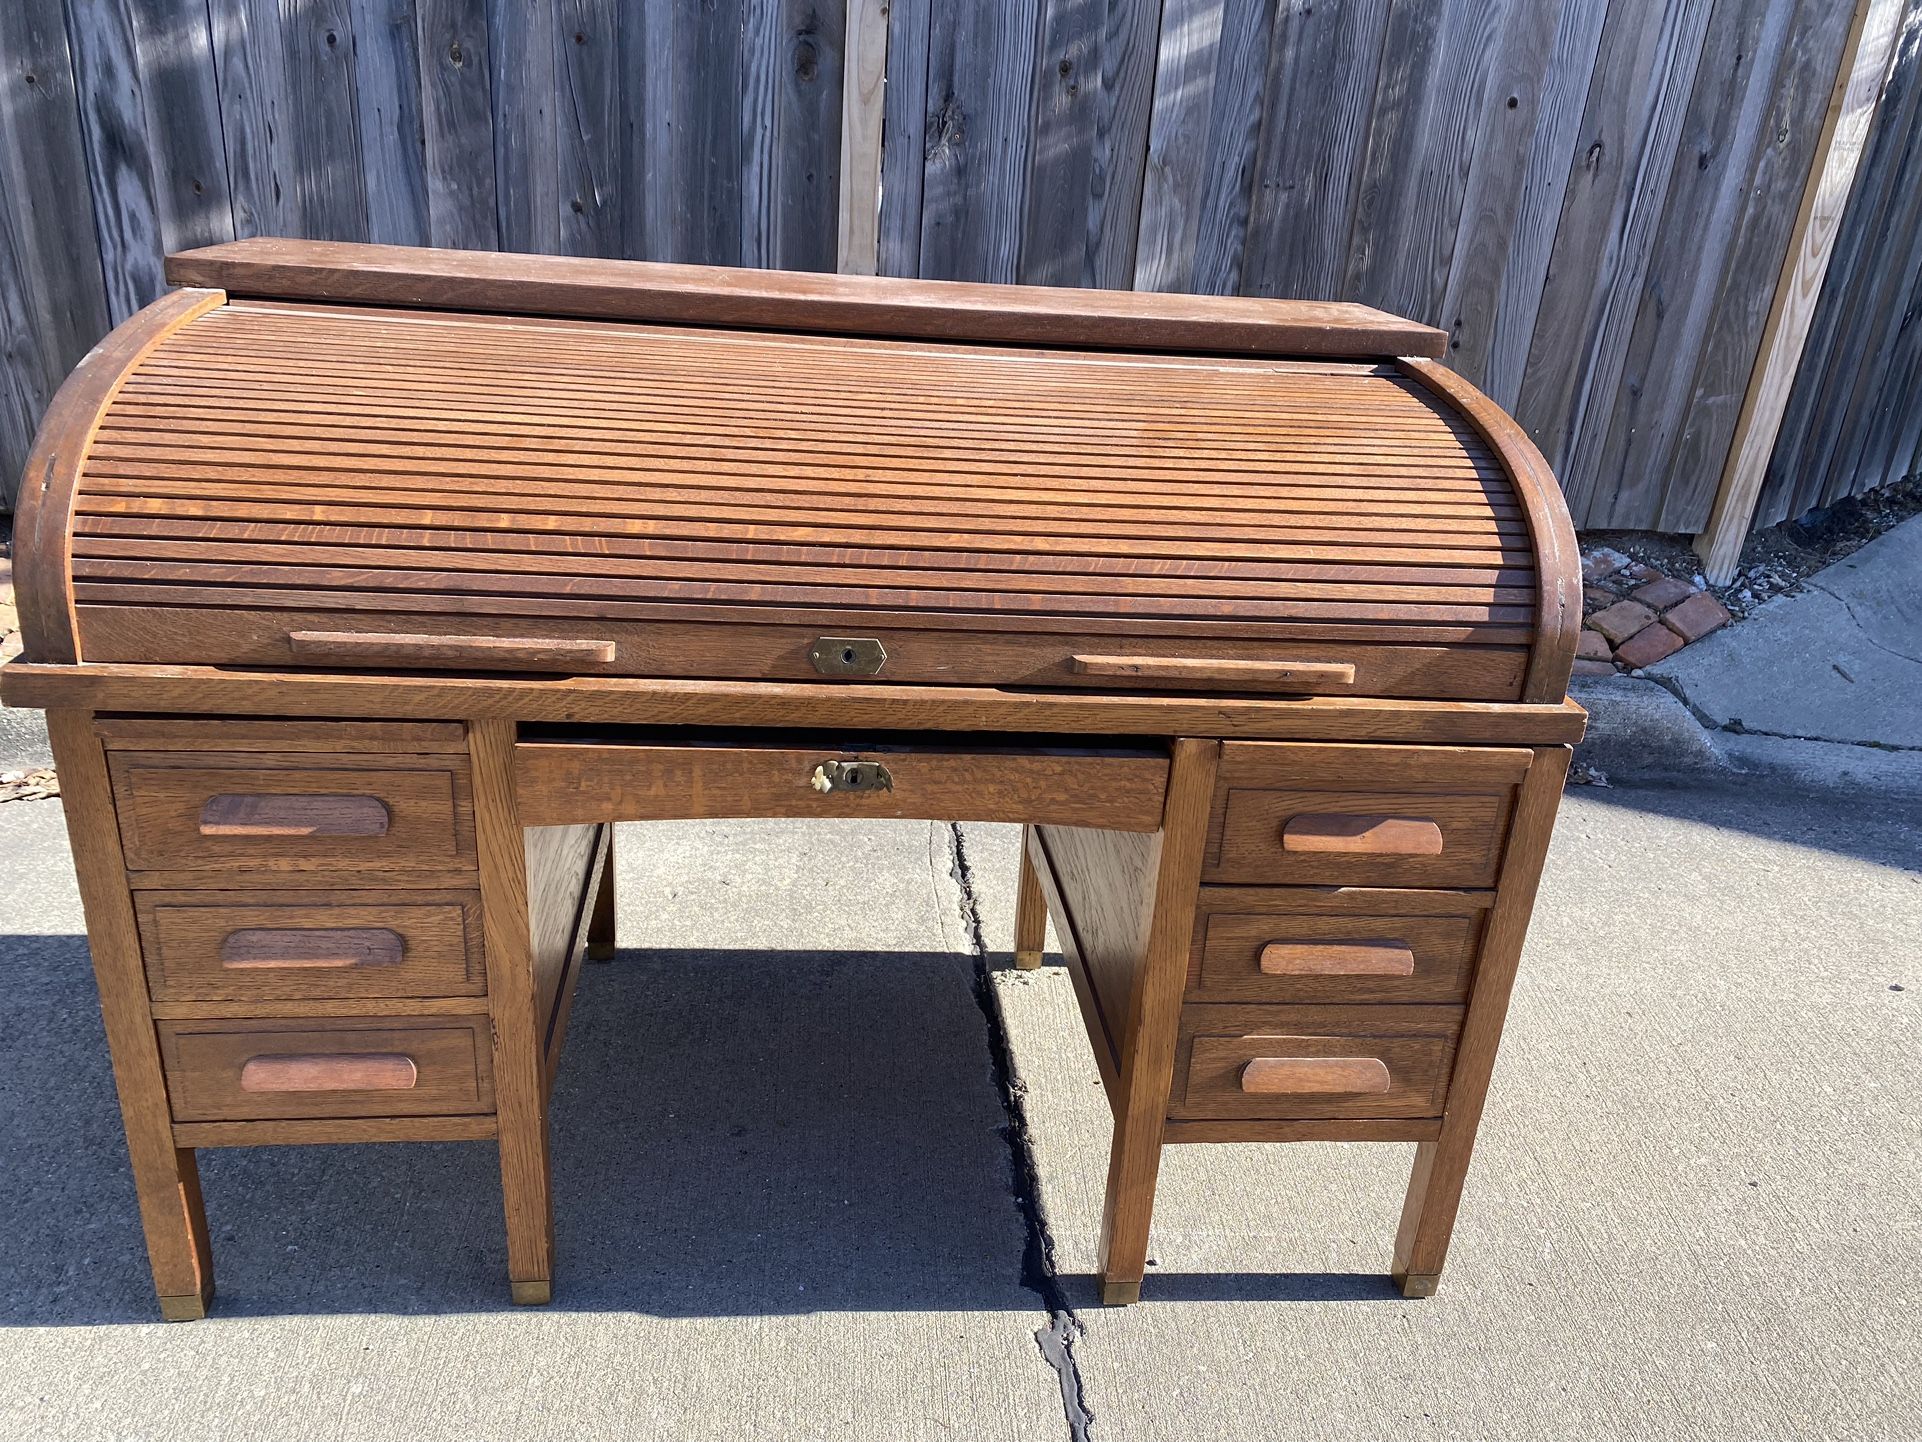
[239,1053,420,1093]
[1240,1055,1393,1096]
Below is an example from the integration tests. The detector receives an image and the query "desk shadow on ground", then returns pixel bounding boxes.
[0,934,1408,1325]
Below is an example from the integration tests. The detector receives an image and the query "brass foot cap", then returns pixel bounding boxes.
[157,1291,210,1322]
[1012,950,1045,971]
[1395,1272,1440,1299]
[511,1280,553,1306]
[1100,1278,1142,1306]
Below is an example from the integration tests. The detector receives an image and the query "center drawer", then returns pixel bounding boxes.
[157,1016,494,1121]
[135,891,486,1001]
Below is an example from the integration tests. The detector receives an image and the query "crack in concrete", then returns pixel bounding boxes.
[945,823,1096,1442]
[1644,672,1922,753]
[1804,580,1922,666]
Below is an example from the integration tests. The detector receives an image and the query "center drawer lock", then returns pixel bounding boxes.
[809,759,894,794]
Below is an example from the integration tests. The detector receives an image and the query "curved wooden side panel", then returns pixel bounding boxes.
[1396,358,1581,704]
[12,287,227,664]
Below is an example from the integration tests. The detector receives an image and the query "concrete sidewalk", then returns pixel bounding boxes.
[2,775,1918,1439]
[1576,515,1922,796]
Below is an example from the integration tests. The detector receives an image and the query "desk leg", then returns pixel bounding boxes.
[586,830,617,961]
[1097,740,1218,1305]
[1393,746,1569,1297]
[469,719,555,1305]
[1012,825,1047,970]
[46,709,216,1320]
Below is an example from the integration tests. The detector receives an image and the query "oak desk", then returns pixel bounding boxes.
[1,240,1583,1319]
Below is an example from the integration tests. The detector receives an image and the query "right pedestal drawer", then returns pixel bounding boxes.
[1171,1005,1461,1121]
[1204,742,1531,888]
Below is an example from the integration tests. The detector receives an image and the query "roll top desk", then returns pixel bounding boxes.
[0,240,1583,1319]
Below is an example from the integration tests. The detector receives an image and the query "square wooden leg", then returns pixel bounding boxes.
[1013,825,1048,970]
[586,834,617,961]
[471,719,556,1307]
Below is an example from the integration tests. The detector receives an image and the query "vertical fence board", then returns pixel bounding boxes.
[350,0,431,246]
[281,0,370,240]
[1436,0,1584,391]
[1240,0,1392,303]
[875,0,930,276]
[491,0,559,254]
[127,0,235,252]
[771,0,844,272]
[1134,0,1226,292]
[65,0,168,318]
[415,0,498,249]
[1514,0,1715,519]
[920,2,1039,282]
[837,0,887,274]
[210,0,293,238]
[1186,0,1278,295]
[0,0,113,508]
[1591,0,1801,528]
[556,0,622,257]
[1662,0,1862,534]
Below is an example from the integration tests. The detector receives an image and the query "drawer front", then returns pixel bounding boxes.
[1190,888,1487,1004]
[110,752,474,873]
[136,891,485,1001]
[1205,742,1529,887]
[1172,1004,1460,1120]
[158,1017,494,1121]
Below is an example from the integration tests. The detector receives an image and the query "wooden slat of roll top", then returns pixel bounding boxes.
[164,238,1449,357]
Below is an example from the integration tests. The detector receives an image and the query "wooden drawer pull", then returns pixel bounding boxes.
[1282,814,1443,855]
[239,1053,419,1093]
[1240,1056,1392,1095]
[289,630,617,669]
[1259,941,1417,976]
[1071,655,1356,688]
[219,927,406,971]
[199,793,391,838]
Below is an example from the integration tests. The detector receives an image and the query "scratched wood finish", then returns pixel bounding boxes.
[3,0,1915,532]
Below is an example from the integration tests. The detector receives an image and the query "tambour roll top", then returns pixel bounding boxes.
[12,240,1579,703]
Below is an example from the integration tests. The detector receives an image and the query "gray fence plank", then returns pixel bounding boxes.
[0,0,112,507]
[64,0,167,319]
[128,0,235,253]
[416,0,499,250]
[210,0,293,238]
[1345,0,1514,325]
[1435,0,1582,392]
[1475,0,1608,408]
[1513,0,1714,518]
[491,0,560,254]
[1240,0,1392,302]
[1658,0,1859,532]
[1187,0,1277,295]
[350,0,431,247]
[876,0,931,276]
[1022,0,1164,289]
[920,2,1039,282]
[557,0,623,257]
[770,0,844,272]
[282,0,371,239]
[1592,0,1801,529]
[1133,0,1226,292]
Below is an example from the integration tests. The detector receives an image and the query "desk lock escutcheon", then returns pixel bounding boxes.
[809,636,887,676]
[809,759,894,794]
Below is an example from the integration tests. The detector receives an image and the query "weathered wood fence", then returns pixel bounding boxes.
[3,0,1919,554]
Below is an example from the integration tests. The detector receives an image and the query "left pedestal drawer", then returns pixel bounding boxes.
[157,1016,495,1121]
[136,891,486,1002]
